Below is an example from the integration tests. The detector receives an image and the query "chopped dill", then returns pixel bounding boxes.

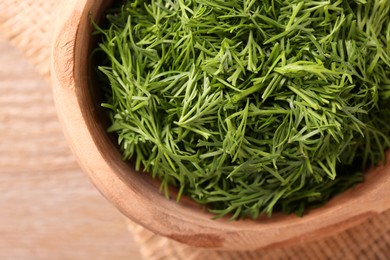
[94,0,390,219]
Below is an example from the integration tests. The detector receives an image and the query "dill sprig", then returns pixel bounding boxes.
[94,0,390,219]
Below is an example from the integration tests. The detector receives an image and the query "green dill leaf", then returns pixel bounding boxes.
[94,0,390,220]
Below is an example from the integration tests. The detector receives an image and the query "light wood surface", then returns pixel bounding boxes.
[0,36,142,259]
[51,0,390,251]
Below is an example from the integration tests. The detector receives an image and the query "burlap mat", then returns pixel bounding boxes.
[1,0,389,259]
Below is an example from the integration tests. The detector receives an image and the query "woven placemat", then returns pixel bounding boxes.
[0,0,55,80]
[2,0,389,259]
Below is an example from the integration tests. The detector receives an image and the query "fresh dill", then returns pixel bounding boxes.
[94,0,390,219]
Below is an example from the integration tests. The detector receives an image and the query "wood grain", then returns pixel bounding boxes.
[0,37,142,259]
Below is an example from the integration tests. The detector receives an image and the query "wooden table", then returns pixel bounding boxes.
[0,36,142,259]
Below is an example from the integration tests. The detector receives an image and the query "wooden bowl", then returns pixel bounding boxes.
[51,0,390,250]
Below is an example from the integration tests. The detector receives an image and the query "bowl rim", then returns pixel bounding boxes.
[50,0,390,250]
